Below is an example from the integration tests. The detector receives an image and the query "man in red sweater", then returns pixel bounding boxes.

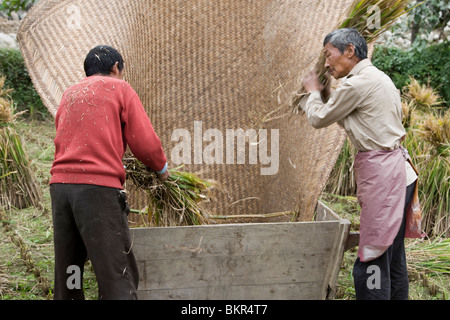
[50,45,169,300]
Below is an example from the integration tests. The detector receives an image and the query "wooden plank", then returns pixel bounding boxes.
[316,201,359,253]
[315,200,341,221]
[315,201,352,298]
[345,232,360,251]
[321,219,350,299]
[137,251,329,289]
[131,220,350,300]
[138,282,324,300]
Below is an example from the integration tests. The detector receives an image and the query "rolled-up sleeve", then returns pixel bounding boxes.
[302,81,363,129]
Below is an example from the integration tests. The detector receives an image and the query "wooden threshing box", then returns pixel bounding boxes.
[131,202,356,300]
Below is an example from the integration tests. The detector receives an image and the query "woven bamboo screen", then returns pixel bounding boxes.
[18,0,351,221]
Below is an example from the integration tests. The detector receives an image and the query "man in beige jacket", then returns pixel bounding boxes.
[301,28,422,300]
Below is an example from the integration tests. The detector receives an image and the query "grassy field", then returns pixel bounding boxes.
[0,119,448,300]
[0,119,98,300]
[322,193,449,300]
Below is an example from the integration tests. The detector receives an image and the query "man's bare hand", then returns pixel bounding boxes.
[303,70,331,102]
[302,71,322,93]
[157,169,170,182]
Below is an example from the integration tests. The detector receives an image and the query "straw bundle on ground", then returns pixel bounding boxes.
[406,238,450,275]
[416,110,449,237]
[0,77,14,123]
[0,76,42,209]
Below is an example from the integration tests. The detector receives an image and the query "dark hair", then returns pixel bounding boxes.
[323,28,368,60]
[83,45,124,77]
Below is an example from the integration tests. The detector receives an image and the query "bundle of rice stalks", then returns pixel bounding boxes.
[0,76,42,209]
[292,0,417,108]
[402,77,444,114]
[325,137,357,196]
[406,238,450,275]
[1,126,43,209]
[418,110,450,156]
[401,100,415,129]
[123,157,213,227]
[414,110,450,237]
[0,76,14,123]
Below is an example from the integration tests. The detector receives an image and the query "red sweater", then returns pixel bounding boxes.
[50,76,167,189]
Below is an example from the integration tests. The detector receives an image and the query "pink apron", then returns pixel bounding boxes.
[354,148,424,262]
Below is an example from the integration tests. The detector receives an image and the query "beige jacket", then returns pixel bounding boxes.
[301,58,417,185]
[302,59,405,151]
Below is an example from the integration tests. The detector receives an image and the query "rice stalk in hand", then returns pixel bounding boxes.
[123,157,212,227]
[292,0,419,109]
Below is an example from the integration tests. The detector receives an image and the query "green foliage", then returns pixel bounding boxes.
[0,48,47,119]
[372,42,450,107]
[407,0,450,44]
[0,0,38,15]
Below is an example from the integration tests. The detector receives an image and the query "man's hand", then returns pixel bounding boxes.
[302,71,322,93]
[303,70,331,102]
[157,169,170,182]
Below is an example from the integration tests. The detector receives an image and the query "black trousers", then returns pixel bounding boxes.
[50,184,139,300]
[353,181,416,300]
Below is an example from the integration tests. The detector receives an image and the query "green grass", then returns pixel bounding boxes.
[0,119,98,300]
[321,193,450,300]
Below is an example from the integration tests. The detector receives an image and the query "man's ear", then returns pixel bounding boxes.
[345,44,356,58]
[110,62,120,76]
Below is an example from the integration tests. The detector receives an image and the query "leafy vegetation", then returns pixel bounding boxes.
[0,0,39,15]
[372,42,450,107]
[403,0,449,45]
[0,49,47,120]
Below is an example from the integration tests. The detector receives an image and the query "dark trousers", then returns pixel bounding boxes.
[50,184,139,300]
[353,181,416,300]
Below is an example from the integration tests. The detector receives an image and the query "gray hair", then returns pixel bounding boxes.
[323,28,368,60]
